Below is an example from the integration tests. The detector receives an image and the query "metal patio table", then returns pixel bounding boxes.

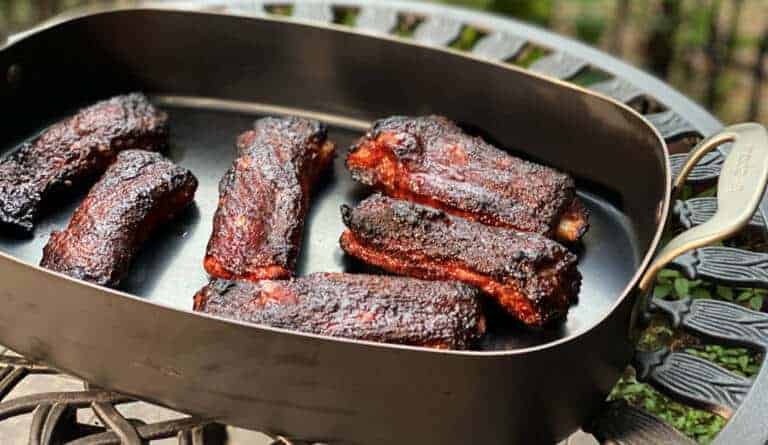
[0,1,766,444]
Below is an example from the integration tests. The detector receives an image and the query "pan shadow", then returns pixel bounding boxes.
[477,300,568,351]
[295,163,338,275]
[119,203,204,300]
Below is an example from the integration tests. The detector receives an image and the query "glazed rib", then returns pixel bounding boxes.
[346,115,588,242]
[41,150,197,287]
[0,93,168,234]
[340,194,581,326]
[204,117,335,281]
[194,273,485,349]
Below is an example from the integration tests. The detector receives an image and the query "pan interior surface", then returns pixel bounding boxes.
[0,100,641,350]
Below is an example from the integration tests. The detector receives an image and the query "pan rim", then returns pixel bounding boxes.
[0,6,672,357]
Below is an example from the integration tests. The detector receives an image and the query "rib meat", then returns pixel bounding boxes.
[41,150,197,287]
[194,273,485,349]
[340,194,581,327]
[346,115,588,242]
[204,117,335,281]
[0,93,168,234]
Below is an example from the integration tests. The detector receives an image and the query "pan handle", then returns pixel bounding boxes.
[638,123,768,291]
[599,124,768,444]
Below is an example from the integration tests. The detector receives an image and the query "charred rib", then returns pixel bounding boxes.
[0,93,168,234]
[204,117,335,281]
[346,115,588,242]
[194,273,485,349]
[340,194,581,326]
[41,150,197,287]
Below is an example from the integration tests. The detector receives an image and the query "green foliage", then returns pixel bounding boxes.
[610,374,727,444]
[9,0,31,23]
[265,4,293,16]
[652,266,766,310]
[612,345,760,441]
[515,46,549,67]
[487,0,554,27]
[432,0,493,10]
[686,345,762,377]
[335,8,358,27]
[637,317,674,351]
[449,26,484,51]
[614,182,767,443]
[575,13,607,45]
[569,68,612,86]
[678,3,715,48]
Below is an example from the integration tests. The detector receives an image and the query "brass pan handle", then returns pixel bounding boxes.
[638,123,768,291]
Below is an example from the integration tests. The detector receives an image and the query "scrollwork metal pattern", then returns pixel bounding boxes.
[470,32,527,61]
[354,6,397,34]
[588,401,697,445]
[652,298,768,350]
[589,77,645,104]
[291,2,333,22]
[412,15,463,47]
[529,52,588,80]
[646,110,700,141]
[672,247,768,289]
[674,197,765,230]
[0,353,213,444]
[634,349,752,417]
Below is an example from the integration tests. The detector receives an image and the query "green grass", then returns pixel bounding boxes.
[610,372,727,444]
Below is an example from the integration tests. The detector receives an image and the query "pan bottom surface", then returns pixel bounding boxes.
[0,98,642,350]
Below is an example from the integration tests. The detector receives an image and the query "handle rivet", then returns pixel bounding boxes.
[7,64,22,88]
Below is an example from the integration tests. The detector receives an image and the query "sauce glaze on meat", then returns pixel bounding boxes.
[0,93,168,234]
[204,117,335,281]
[340,194,581,326]
[41,150,197,287]
[194,272,485,349]
[346,115,589,242]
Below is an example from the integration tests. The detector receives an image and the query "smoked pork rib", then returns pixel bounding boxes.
[0,93,168,234]
[340,194,581,326]
[194,273,485,349]
[41,150,197,287]
[346,115,589,242]
[204,117,335,281]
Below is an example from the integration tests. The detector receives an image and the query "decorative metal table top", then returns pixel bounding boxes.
[1,1,766,444]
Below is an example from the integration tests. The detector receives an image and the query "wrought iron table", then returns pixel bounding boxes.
[1,1,766,444]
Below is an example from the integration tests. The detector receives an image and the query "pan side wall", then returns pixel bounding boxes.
[0,253,636,444]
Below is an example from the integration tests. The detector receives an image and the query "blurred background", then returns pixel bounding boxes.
[0,0,766,125]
